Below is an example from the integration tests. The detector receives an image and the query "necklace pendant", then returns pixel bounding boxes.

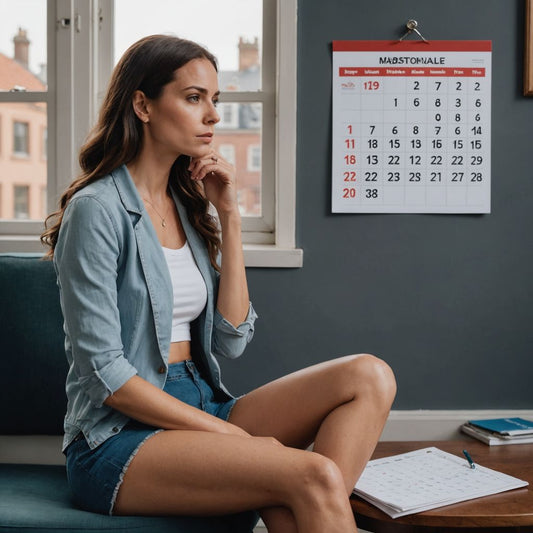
[161,220,166,228]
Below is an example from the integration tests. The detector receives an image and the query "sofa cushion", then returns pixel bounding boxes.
[0,464,258,533]
[0,254,66,435]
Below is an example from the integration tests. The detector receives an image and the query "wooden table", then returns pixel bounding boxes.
[351,440,533,532]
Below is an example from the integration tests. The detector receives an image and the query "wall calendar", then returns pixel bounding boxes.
[332,40,492,213]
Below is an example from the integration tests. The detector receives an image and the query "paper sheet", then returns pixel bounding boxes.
[353,447,528,518]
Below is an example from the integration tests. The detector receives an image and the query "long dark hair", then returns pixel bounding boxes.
[41,35,221,270]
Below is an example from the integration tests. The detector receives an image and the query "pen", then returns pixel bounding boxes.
[463,449,476,469]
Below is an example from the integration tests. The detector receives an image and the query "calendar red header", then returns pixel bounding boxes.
[332,40,492,52]
[339,67,486,77]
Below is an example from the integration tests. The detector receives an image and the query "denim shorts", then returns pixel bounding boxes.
[65,360,238,515]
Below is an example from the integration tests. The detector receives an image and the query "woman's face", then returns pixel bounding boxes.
[144,58,220,159]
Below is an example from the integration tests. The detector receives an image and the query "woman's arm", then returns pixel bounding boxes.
[217,210,249,326]
[104,375,250,437]
[189,153,250,327]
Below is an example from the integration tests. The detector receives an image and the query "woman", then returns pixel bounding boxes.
[42,35,396,532]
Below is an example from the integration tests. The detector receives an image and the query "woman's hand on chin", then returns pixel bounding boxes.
[188,152,240,217]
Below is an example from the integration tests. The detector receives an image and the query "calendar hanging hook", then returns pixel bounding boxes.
[399,20,429,42]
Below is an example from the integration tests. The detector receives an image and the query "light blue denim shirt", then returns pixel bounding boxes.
[54,164,257,451]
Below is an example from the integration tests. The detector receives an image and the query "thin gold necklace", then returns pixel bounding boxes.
[143,196,170,228]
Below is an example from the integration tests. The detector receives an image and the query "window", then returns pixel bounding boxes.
[0,0,49,242]
[0,0,300,267]
[42,126,47,159]
[13,121,29,156]
[248,145,261,172]
[218,103,240,129]
[219,144,236,166]
[13,185,29,219]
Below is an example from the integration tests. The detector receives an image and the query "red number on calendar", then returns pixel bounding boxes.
[343,188,356,198]
[344,154,356,165]
[363,81,380,90]
[343,171,356,182]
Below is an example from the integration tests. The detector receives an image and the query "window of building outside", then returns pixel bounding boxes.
[248,145,261,172]
[13,121,29,156]
[13,185,29,219]
[41,126,47,160]
[0,1,47,224]
[219,144,236,166]
[219,103,240,130]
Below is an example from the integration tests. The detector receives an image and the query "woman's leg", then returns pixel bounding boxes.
[113,429,357,532]
[229,354,396,493]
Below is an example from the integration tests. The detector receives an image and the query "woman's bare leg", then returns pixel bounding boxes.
[229,354,397,493]
[113,429,357,532]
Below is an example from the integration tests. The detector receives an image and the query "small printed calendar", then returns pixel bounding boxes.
[353,447,528,518]
[332,40,492,213]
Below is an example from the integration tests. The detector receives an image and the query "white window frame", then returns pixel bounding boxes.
[0,0,301,268]
[244,0,301,267]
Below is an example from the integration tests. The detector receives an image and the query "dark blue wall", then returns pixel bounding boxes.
[221,0,532,409]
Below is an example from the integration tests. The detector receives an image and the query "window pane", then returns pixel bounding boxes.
[0,0,48,90]
[0,102,47,221]
[214,103,262,217]
[114,0,262,90]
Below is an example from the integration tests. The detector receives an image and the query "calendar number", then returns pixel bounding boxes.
[363,81,380,90]
[343,171,356,182]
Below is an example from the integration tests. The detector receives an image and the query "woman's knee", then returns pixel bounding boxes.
[344,353,397,406]
[297,452,346,501]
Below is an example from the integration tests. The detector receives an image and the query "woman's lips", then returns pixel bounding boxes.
[197,133,213,143]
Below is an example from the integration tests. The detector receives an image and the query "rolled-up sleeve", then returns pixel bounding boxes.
[55,196,137,407]
[212,303,258,359]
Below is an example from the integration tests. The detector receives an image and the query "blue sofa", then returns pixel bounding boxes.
[0,253,259,533]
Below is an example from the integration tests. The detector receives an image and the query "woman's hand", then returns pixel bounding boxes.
[188,152,239,217]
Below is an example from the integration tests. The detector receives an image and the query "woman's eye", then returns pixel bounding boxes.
[212,99,219,107]
[188,95,200,103]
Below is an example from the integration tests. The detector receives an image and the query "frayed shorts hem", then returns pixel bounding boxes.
[108,428,164,515]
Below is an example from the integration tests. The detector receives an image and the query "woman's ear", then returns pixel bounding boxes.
[132,90,150,123]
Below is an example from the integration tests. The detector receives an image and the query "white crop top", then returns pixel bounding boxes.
[162,242,208,342]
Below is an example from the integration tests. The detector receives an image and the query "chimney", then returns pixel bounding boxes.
[238,37,259,72]
[14,28,30,69]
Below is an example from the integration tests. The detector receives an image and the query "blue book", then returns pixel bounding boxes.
[468,417,533,436]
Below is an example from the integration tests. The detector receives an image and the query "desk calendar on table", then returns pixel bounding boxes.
[353,447,527,518]
[332,41,492,213]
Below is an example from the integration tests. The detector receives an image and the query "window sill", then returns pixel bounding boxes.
[243,244,303,268]
[0,235,303,268]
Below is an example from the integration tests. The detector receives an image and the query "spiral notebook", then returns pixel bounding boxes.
[353,447,528,518]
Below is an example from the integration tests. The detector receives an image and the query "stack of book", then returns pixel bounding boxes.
[461,417,533,446]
